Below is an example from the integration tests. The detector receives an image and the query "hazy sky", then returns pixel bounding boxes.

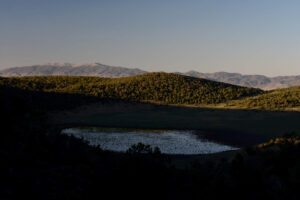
[1,0,300,76]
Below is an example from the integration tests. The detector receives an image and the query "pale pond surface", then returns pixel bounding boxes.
[61,127,237,154]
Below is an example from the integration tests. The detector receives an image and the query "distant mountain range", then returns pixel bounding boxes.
[180,71,300,90]
[1,63,300,90]
[0,63,147,78]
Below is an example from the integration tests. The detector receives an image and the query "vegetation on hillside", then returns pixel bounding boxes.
[0,72,263,105]
[1,72,299,111]
[227,86,300,110]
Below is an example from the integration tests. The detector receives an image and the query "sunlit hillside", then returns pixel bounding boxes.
[226,86,300,110]
[0,72,263,105]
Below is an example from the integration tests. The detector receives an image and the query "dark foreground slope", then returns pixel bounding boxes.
[1,85,300,199]
[0,72,263,105]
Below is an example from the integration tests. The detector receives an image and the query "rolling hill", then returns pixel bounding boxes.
[226,86,300,110]
[1,72,299,110]
[0,72,263,105]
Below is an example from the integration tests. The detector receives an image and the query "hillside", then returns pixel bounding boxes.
[226,86,300,110]
[0,63,146,77]
[1,72,300,110]
[0,72,263,105]
[1,63,300,90]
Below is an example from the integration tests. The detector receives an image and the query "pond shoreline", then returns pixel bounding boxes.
[52,121,264,149]
[61,127,238,155]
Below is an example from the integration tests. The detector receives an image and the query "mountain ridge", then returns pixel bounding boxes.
[1,63,300,90]
[0,63,147,78]
[180,71,300,90]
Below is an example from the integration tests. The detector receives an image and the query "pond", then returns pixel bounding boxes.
[61,127,238,154]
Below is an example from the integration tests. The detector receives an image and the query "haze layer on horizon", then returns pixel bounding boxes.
[1,0,300,76]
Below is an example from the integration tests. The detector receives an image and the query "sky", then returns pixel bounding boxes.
[1,0,300,76]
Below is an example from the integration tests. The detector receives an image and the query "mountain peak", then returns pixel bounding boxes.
[36,62,107,68]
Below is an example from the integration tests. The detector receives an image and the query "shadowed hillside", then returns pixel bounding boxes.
[1,84,300,199]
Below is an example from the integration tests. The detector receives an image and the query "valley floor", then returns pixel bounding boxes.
[48,101,300,147]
